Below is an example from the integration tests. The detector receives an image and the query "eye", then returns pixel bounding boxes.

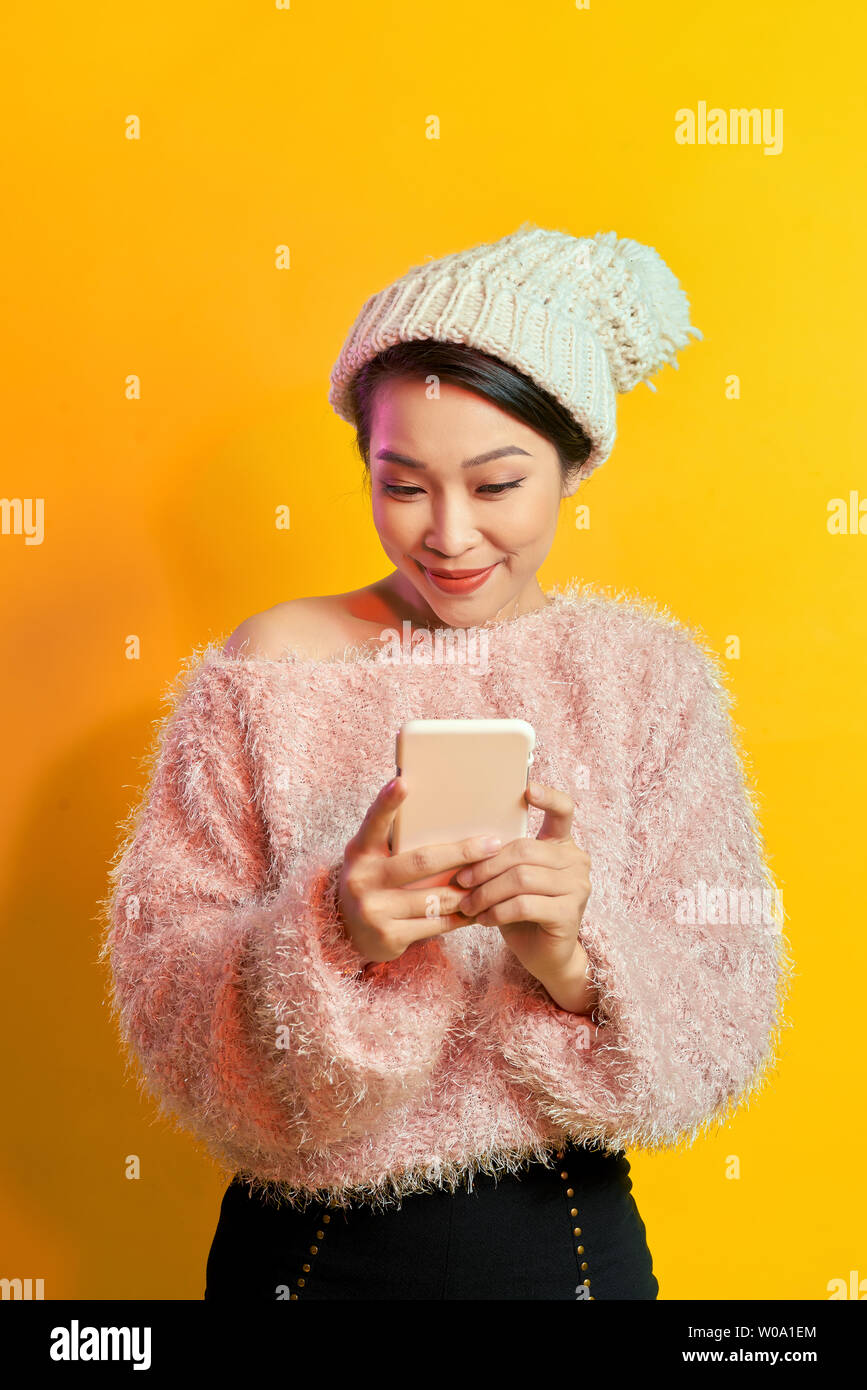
[381,478,526,498]
[478,479,525,495]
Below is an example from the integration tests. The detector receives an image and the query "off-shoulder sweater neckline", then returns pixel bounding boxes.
[213,582,579,670]
[195,576,697,675]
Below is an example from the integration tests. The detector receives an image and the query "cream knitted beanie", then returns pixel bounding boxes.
[328,221,702,478]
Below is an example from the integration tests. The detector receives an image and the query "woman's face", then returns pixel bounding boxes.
[368,375,565,627]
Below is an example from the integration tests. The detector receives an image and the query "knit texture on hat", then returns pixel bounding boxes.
[329,222,703,478]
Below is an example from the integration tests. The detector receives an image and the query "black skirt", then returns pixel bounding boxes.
[204,1140,659,1301]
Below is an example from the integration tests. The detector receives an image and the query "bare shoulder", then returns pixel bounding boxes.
[223,595,368,660]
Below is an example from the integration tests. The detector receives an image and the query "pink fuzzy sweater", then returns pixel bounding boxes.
[100,580,793,1211]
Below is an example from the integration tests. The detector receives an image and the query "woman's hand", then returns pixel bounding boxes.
[453,782,595,999]
[337,776,504,964]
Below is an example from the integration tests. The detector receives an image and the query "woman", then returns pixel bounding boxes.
[101,224,792,1301]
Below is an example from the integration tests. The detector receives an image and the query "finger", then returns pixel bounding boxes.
[383,833,504,889]
[472,894,564,928]
[373,884,472,922]
[352,775,408,855]
[454,837,572,889]
[460,863,566,918]
[524,782,577,841]
[396,910,476,940]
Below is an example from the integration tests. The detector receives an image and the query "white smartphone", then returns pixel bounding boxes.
[389,718,536,890]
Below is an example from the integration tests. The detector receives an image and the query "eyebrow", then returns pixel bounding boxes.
[374,446,532,471]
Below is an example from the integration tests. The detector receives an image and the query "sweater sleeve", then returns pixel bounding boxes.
[482,632,794,1152]
[99,656,468,1175]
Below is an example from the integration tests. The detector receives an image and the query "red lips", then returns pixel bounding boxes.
[419,560,501,594]
[425,566,495,578]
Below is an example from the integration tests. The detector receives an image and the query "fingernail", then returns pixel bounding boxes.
[480,836,501,852]
[386,776,400,792]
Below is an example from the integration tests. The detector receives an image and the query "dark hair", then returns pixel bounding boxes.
[346,340,593,495]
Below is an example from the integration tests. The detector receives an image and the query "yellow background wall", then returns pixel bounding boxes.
[1,0,863,1300]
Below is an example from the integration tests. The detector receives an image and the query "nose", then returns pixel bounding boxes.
[422,494,483,557]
